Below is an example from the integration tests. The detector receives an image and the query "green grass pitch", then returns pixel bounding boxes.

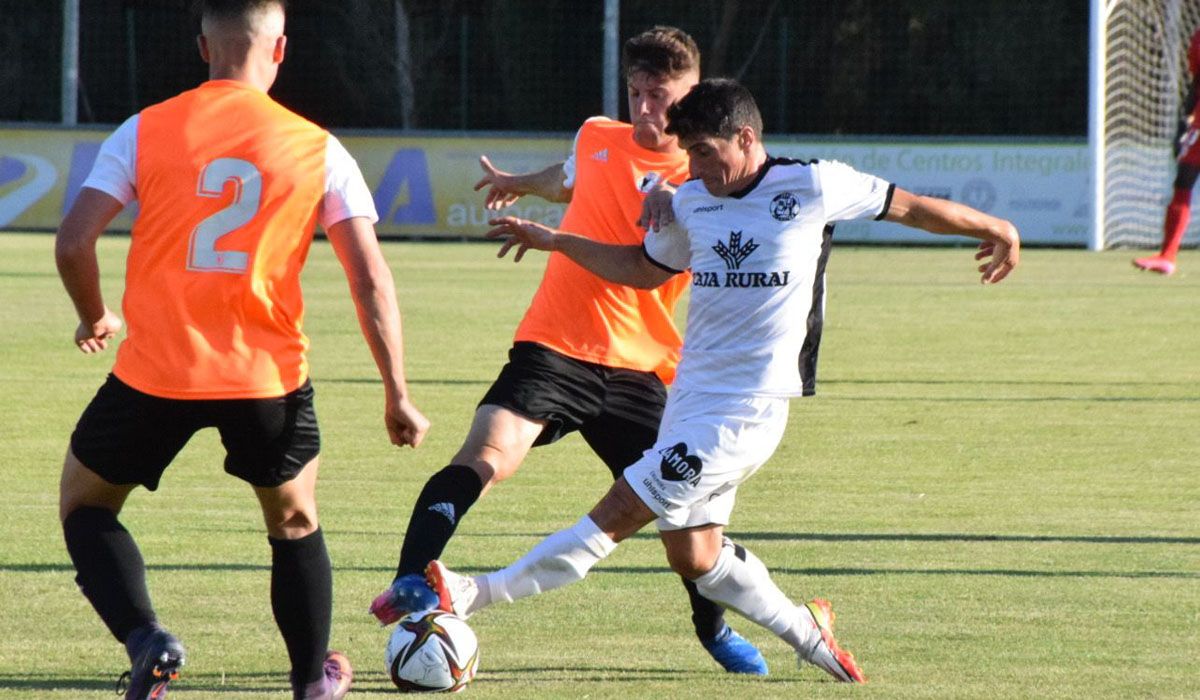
[1,232,1197,698]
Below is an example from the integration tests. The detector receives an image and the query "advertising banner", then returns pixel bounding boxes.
[1,127,1091,245]
[771,141,1093,245]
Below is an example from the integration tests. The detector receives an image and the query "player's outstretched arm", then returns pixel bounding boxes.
[884,188,1020,284]
[56,187,125,353]
[486,216,675,289]
[326,216,430,448]
[474,156,572,210]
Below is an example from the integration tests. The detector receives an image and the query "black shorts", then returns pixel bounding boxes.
[70,374,321,490]
[480,342,668,478]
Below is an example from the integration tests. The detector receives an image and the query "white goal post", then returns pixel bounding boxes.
[1090,0,1200,249]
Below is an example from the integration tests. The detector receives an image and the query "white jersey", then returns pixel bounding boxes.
[82,114,378,229]
[643,158,893,397]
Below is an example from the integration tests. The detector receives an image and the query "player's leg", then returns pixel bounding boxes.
[60,375,192,699]
[1135,160,1200,274]
[426,477,654,618]
[220,381,347,700]
[253,459,348,700]
[373,343,604,623]
[669,528,865,683]
[580,368,765,674]
[1163,164,1200,260]
[370,405,543,623]
[645,392,864,683]
[438,388,764,617]
[60,454,145,638]
[395,404,544,576]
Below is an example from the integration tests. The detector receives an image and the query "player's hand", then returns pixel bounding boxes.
[74,307,122,354]
[975,227,1020,284]
[386,397,430,448]
[485,216,558,262]
[473,156,522,210]
[637,185,676,231]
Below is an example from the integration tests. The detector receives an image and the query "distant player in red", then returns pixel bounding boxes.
[1134,28,1200,275]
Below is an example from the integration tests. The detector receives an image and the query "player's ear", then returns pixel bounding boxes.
[273,35,287,64]
[197,35,210,63]
[737,125,755,152]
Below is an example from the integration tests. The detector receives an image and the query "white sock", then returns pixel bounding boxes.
[482,515,617,605]
[692,544,818,652]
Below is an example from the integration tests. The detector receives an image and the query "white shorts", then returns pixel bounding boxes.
[625,388,789,531]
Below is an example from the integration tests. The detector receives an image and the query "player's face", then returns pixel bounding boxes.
[628,70,699,152]
[681,129,756,197]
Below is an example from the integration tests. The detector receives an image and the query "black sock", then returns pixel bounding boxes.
[269,528,332,693]
[395,465,484,577]
[684,541,749,641]
[62,506,156,643]
[682,576,727,641]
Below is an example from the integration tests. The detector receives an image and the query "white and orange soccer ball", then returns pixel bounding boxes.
[385,610,479,693]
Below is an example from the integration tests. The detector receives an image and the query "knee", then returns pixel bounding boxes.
[588,480,656,543]
[456,444,521,489]
[265,506,319,540]
[665,549,715,580]
[453,409,541,488]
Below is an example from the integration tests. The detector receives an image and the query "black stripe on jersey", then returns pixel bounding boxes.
[874,183,897,220]
[641,244,686,274]
[767,155,817,167]
[798,223,834,396]
[727,156,817,199]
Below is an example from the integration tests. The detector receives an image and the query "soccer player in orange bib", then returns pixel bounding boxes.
[55,2,428,698]
[1134,28,1200,275]
[369,26,768,674]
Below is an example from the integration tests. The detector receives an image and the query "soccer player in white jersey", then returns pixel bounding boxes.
[422,78,1020,683]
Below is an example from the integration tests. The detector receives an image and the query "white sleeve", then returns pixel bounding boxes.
[81,115,139,206]
[642,219,691,273]
[560,123,586,189]
[816,160,894,223]
[320,134,379,228]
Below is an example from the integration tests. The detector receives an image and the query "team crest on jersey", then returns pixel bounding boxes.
[659,443,702,486]
[712,231,759,270]
[770,192,800,221]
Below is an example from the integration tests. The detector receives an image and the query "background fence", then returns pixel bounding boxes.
[1,0,1089,136]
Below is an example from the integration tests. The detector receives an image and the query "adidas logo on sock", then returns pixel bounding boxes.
[591,148,608,162]
[428,502,457,524]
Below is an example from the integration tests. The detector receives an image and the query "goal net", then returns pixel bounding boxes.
[1098,0,1200,248]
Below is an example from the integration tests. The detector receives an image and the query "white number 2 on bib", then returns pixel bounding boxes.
[188,157,260,273]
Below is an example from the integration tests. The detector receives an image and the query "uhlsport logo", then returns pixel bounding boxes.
[659,443,702,486]
[711,231,758,270]
[770,191,800,221]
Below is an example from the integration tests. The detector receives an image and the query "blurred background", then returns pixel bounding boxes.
[0,0,1088,136]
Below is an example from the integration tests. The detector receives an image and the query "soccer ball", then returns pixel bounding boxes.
[385,610,480,693]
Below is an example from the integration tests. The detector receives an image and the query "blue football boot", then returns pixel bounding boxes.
[369,573,440,625]
[700,624,769,675]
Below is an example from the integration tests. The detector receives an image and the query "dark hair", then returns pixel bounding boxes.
[194,0,286,23]
[666,78,764,142]
[622,26,700,81]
